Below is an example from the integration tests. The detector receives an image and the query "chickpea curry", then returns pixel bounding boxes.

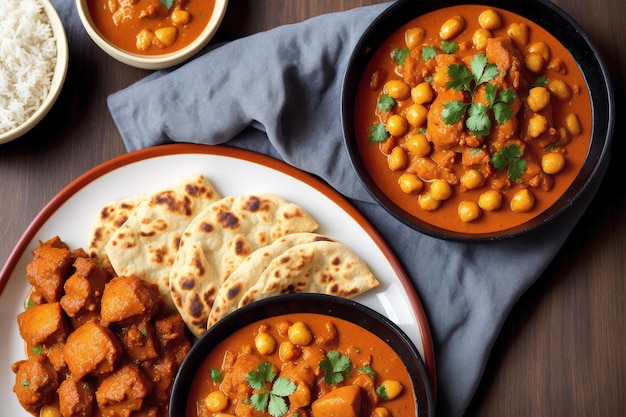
[355,5,592,234]
[187,313,417,417]
[88,0,216,54]
[11,236,193,417]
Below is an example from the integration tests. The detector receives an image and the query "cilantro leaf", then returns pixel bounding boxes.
[319,350,353,385]
[272,377,297,396]
[368,123,390,143]
[247,364,296,417]
[533,75,549,87]
[268,395,289,417]
[247,362,275,390]
[358,365,376,379]
[210,367,224,383]
[497,88,516,105]
[471,54,499,85]
[391,48,410,65]
[250,391,270,413]
[160,0,174,8]
[421,46,437,60]
[377,94,396,111]
[376,384,389,400]
[440,40,459,54]
[442,100,468,125]
[492,101,513,125]
[491,144,527,181]
[484,83,498,106]
[466,103,491,136]
[446,64,474,91]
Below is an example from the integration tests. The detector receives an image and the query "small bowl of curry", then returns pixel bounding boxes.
[342,0,613,241]
[170,293,435,417]
[76,0,229,70]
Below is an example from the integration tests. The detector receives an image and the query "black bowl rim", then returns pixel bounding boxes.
[170,293,435,417]
[341,0,614,243]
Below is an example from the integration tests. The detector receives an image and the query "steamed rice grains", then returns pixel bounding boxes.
[1,0,58,135]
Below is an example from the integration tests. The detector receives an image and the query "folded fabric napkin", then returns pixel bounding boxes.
[53,1,603,415]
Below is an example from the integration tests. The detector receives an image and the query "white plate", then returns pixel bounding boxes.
[0,144,435,415]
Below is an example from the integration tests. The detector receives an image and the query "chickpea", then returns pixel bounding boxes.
[405,133,431,157]
[379,380,403,401]
[136,29,154,51]
[430,179,452,201]
[405,27,425,48]
[387,146,408,171]
[439,15,465,40]
[528,41,551,61]
[472,28,492,51]
[171,9,190,26]
[255,331,276,355]
[411,82,434,104]
[527,87,551,112]
[557,126,572,146]
[528,114,548,138]
[288,321,313,346]
[214,414,237,417]
[40,405,62,417]
[204,391,229,412]
[279,341,300,362]
[154,26,178,47]
[418,192,441,211]
[478,190,503,211]
[547,79,572,101]
[460,169,485,190]
[564,113,582,135]
[386,114,409,137]
[458,201,481,223]
[372,407,391,417]
[542,152,566,174]
[383,80,411,100]
[406,104,428,127]
[510,189,535,212]
[507,22,529,46]
[398,173,424,194]
[478,8,502,30]
[525,53,545,74]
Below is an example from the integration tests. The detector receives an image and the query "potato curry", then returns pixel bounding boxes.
[11,236,192,417]
[88,0,216,54]
[355,5,592,234]
[187,313,416,417]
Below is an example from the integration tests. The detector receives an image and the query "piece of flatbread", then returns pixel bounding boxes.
[238,240,380,307]
[169,194,319,338]
[104,174,221,313]
[88,195,145,266]
[206,232,335,329]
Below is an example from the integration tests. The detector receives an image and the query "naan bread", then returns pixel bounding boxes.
[104,174,221,312]
[207,232,335,329]
[88,195,144,266]
[169,194,318,338]
[238,240,380,307]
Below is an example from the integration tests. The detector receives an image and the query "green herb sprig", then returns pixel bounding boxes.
[247,363,296,417]
[319,350,353,385]
[491,144,527,181]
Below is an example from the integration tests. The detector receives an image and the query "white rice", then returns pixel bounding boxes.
[0,0,57,135]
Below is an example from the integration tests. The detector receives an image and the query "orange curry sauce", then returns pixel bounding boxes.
[355,5,591,234]
[88,0,216,55]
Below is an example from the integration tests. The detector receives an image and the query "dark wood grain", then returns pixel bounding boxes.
[1,1,624,416]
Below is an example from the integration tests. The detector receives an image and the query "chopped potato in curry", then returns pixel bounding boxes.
[11,236,192,417]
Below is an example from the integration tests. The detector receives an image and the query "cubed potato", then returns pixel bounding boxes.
[63,321,122,379]
[17,302,69,347]
[100,276,161,325]
[311,385,362,417]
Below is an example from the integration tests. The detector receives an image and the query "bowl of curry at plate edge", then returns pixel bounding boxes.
[170,293,435,417]
[341,0,613,242]
[76,0,229,70]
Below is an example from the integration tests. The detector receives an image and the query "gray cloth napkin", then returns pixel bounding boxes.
[55,1,601,415]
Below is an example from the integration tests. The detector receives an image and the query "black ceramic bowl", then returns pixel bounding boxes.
[342,0,613,242]
[170,293,434,417]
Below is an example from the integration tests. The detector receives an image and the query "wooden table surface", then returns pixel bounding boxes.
[1,1,624,416]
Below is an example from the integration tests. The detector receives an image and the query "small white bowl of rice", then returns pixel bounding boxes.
[0,0,69,145]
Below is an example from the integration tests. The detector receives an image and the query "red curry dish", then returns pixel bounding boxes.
[186,313,417,417]
[88,0,216,55]
[354,5,591,234]
[11,236,192,417]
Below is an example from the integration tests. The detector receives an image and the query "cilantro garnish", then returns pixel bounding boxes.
[391,48,410,65]
[376,384,389,400]
[377,94,396,111]
[31,345,43,355]
[491,144,527,181]
[160,0,174,8]
[358,365,376,379]
[533,75,550,88]
[26,298,35,309]
[319,350,353,385]
[368,123,390,143]
[443,54,516,136]
[421,46,437,60]
[210,367,224,383]
[247,363,296,417]
[440,40,459,54]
